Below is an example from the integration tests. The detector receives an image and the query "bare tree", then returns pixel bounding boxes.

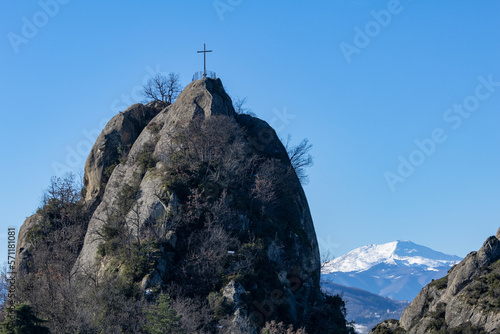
[172,296,213,334]
[42,174,81,208]
[285,136,313,184]
[234,97,255,116]
[165,73,182,103]
[320,248,335,270]
[142,73,182,103]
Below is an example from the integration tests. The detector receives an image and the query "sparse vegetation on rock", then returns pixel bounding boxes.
[8,78,354,333]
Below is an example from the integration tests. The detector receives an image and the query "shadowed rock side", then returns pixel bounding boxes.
[370,228,500,334]
[14,213,43,276]
[14,78,351,333]
[83,101,168,206]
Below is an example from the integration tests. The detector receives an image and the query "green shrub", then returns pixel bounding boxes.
[117,181,140,215]
[460,261,500,312]
[207,292,230,318]
[143,294,180,334]
[430,276,448,290]
[122,242,159,283]
[96,180,139,258]
[103,162,118,181]
[117,144,131,164]
[146,121,162,133]
[427,302,446,332]
[137,142,158,171]
[448,322,487,334]
[0,303,50,334]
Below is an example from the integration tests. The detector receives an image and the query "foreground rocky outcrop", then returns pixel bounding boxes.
[13,78,353,333]
[370,228,500,334]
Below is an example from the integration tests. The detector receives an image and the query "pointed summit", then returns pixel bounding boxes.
[169,77,235,121]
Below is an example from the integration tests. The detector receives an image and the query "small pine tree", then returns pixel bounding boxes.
[143,294,181,334]
[0,303,50,334]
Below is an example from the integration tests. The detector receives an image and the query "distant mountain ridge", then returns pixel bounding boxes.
[322,282,410,334]
[322,241,462,301]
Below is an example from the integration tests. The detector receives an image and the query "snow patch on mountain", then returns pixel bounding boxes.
[321,241,462,301]
[322,241,460,273]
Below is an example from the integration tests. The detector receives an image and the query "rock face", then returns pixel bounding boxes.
[14,213,42,276]
[83,101,167,205]
[370,229,500,334]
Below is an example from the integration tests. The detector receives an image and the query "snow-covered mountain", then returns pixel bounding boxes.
[321,241,462,301]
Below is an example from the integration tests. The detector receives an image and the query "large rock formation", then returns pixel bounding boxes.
[14,78,350,333]
[370,228,500,334]
[75,78,321,273]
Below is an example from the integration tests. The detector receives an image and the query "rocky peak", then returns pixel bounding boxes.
[76,78,241,272]
[171,77,236,118]
[82,78,234,207]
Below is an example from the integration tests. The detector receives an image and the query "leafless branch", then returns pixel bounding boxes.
[142,73,181,103]
[285,136,313,185]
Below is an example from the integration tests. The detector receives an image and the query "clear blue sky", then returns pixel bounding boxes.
[1,1,500,263]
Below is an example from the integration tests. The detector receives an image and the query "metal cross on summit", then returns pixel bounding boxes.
[197,43,212,78]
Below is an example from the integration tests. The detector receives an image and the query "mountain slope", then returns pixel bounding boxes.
[322,282,410,334]
[322,241,462,301]
[370,228,500,334]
